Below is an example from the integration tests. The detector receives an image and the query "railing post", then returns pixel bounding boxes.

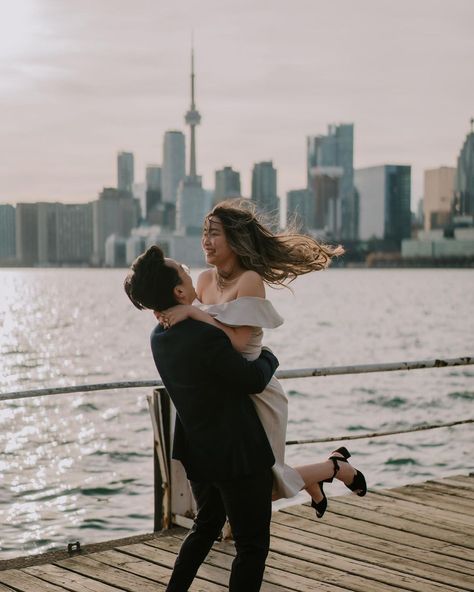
[148,387,195,532]
[148,388,172,531]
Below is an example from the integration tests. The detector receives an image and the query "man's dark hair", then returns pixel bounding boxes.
[124,245,181,311]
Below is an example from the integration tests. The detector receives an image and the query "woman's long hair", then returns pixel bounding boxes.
[206,199,345,287]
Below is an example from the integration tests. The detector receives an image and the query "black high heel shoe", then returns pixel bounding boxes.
[311,455,341,518]
[311,482,328,518]
[329,446,367,497]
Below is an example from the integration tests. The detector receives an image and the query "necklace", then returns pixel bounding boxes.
[215,267,241,292]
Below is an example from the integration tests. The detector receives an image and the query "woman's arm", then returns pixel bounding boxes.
[159,304,252,353]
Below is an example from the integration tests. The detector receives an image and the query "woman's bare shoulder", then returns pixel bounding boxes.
[236,270,265,298]
[196,268,213,298]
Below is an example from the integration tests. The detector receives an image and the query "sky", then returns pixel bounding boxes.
[1,0,473,212]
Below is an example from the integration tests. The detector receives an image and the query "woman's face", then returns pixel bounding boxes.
[201,216,236,267]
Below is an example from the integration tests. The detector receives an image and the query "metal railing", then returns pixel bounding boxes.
[1,355,473,533]
[1,356,471,402]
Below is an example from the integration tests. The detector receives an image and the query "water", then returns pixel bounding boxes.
[0,268,473,559]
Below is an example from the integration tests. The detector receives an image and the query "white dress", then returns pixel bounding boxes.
[198,296,305,499]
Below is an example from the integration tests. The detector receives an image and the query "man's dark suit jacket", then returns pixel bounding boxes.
[150,319,278,483]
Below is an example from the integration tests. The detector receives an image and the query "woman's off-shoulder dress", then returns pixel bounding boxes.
[198,296,305,500]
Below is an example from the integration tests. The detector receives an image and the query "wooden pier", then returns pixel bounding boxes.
[0,474,472,591]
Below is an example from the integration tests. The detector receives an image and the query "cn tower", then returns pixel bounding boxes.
[184,46,201,181]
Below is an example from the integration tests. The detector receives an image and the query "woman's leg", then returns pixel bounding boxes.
[295,455,358,488]
[294,452,358,501]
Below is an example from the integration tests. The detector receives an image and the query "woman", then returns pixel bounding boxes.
[159,200,366,517]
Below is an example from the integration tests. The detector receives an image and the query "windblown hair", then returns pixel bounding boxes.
[124,245,181,311]
[206,200,345,286]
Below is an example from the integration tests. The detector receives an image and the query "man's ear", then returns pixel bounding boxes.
[173,284,185,302]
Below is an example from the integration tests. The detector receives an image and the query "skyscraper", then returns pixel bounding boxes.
[146,165,162,218]
[117,151,134,194]
[37,202,58,264]
[307,123,355,239]
[16,203,39,265]
[453,121,474,217]
[423,167,455,231]
[286,189,314,232]
[355,165,411,247]
[92,188,140,264]
[0,204,16,261]
[251,161,279,219]
[162,131,185,205]
[176,47,207,234]
[56,203,94,264]
[215,166,241,203]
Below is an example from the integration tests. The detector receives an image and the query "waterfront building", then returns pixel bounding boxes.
[0,204,16,261]
[286,189,314,232]
[117,151,134,195]
[145,165,164,224]
[417,198,424,227]
[176,47,207,234]
[355,165,411,247]
[15,202,94,266]
[162,131,185,207]
[56,203,94,264]
[105,234,127,267]
[37,203,59,264]
[307,123,356,239]
[36,202,94,265]
[15,203,39,265]
[92,188,140,265]
[251,161,279,220]
[453,121,474,217]
[423,166,455,231]
[402,227,474,258]
[126,225,205,267]
[176,179,207,234]
[132,182,146,220]
[214,166,241,203]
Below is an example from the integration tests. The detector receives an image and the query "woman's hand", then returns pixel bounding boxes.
[159,305,194,328]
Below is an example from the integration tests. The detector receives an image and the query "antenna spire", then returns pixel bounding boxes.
[184,39,201,180]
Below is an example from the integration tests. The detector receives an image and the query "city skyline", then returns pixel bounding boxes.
[1,1,473,209]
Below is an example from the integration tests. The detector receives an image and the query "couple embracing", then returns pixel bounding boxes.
[125,200,367,592]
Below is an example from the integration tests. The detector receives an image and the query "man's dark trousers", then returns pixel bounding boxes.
[166,468,273,592]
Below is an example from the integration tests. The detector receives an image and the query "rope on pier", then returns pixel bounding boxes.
[285,418,474,445]
[0,356,472,402]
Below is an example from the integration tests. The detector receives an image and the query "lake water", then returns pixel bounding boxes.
[0,267,473,559]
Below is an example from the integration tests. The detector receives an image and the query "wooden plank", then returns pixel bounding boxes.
[173,531,459,592]
[280,504,471,561]
[325,498,474,548]
[272,510,474,576]
[268,520,474,590]
[24,564,124,592]
[437,475,474,487]
[1,475,473,592]
[143,538,299,592]
[90,548,231,592]
[351,487,474,521]
[382,487,474,515]
[54,555,167,592]
[340,491,474,531]
[148,536,341,592]
[430,476,474,490]
[168,534,409,592]
[0,570,70,592]
[412,482,474,501]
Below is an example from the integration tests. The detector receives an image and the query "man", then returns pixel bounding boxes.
[124,245,278,592]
